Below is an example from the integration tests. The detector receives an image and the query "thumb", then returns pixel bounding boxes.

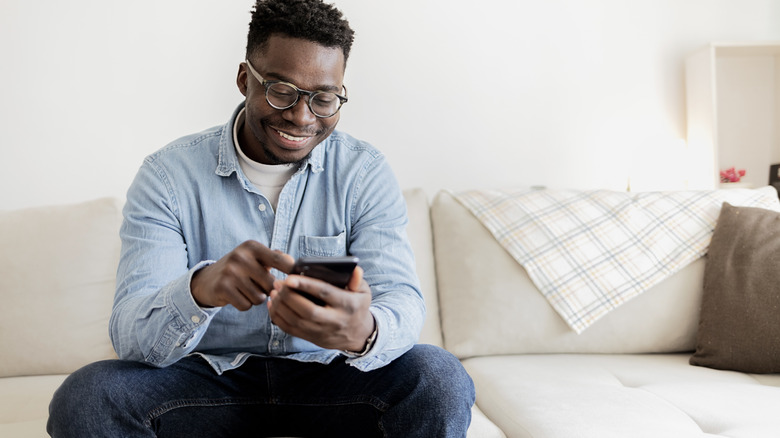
[347,265,363,292]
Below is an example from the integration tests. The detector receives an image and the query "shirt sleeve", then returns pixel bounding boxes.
[341,156,426,371]
[110,159,220,368]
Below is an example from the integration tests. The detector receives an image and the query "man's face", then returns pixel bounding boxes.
[237,35,346,165]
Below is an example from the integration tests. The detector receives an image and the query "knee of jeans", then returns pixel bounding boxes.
[48,360,152,436]
[406,345,475,404]
[49,360,124,416]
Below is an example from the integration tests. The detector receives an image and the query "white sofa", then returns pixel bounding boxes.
[2,188,780,437]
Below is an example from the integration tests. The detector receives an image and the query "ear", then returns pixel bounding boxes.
[236,62,248,97]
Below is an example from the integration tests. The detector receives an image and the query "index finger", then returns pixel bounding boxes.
[244,241,295,273]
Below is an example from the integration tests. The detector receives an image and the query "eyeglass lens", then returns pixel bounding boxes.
[266,83,341,118]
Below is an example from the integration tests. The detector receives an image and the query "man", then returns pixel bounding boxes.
[47,1,475,436]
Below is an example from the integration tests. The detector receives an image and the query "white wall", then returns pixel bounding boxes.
[2,0,780,210]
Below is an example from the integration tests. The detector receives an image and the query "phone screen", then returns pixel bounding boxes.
[290,256,360,304]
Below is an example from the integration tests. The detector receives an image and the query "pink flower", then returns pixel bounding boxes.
[720,167,746,183]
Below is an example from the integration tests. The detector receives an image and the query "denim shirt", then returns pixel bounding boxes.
[110,103,424,374]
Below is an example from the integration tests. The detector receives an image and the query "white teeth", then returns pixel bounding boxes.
[277,130,306,141]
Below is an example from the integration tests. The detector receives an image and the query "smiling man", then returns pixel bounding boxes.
[47,1,474,437]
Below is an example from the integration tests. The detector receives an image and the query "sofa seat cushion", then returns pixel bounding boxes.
[463,354,780,438]
[0,374,67,436]
[467,405,506,438]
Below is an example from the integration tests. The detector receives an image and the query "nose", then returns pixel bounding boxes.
[282,94,317,126]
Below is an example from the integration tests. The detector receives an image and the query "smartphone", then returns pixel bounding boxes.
[290,256,360,303]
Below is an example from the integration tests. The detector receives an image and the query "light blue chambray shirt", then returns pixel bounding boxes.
[110,103,424,374]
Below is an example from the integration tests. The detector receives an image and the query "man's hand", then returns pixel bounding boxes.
[267,266,375,352]
[191,240,295,310]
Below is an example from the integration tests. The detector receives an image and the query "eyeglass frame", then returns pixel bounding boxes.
[244,59,348,118]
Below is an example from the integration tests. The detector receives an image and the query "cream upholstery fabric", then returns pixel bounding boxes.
[467,405,506,438]
[464,354,780,438]
[403,188,443,347]
[1,192,504,438]
[431,190,703,358]
[404,188,503,438]
[0,198,121,377]
[17,189,779,438]
[0,374,67,426]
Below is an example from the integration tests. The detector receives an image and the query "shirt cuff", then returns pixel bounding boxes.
[169,260,221,329]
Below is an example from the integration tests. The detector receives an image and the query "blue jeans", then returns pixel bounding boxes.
[47,344,474,437]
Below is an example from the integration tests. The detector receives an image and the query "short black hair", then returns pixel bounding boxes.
[246,0,355,63]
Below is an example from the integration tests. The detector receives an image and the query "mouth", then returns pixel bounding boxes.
[272,128,316,149]
[277,130,309,142]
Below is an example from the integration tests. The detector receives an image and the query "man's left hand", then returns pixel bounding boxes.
[267,266,375,353]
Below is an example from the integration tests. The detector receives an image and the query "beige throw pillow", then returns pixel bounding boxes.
[690,202,780,373]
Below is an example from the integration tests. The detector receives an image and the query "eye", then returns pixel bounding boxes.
[312,93,338,105]
[267,83,297,98]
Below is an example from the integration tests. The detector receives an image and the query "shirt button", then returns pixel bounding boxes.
[272,341,280,348]
[191,315,201,324]
[258,204,267,212]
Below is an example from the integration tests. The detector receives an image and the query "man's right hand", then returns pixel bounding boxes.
[190,240,295,310]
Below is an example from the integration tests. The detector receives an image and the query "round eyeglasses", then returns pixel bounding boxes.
[245,59,348,118]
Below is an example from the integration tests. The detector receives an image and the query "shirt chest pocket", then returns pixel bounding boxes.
[298,231,347,257]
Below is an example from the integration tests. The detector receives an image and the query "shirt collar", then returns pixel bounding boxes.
[216,103,244,177]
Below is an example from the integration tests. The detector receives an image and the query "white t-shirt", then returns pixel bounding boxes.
[232,108,297,210]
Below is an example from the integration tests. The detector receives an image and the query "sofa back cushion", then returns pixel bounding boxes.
[0,190,442,378]
[403,188,444,347]
[431,190,703,358]
[0,198,121,377]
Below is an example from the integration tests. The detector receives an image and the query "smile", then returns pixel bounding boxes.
[277,130,308,142]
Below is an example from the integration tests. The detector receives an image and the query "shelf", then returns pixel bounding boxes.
[685,42,780,189]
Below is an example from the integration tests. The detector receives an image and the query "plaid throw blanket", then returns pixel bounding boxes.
[454,186,780,333]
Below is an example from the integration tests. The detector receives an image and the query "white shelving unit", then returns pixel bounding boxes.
[685,42,780,189]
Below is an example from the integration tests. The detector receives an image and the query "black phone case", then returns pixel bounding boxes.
[290,256,360,304]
